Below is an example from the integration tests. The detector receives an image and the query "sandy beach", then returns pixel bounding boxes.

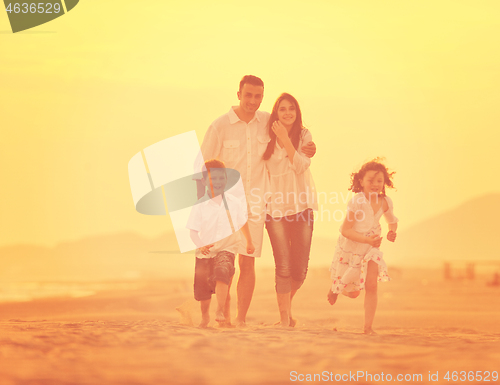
[0,266,499,385]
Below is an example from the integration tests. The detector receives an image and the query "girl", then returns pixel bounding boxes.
[263,93,317,327]
[328,159,398,334]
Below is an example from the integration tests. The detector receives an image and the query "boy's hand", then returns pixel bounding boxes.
[200,244,214,255]
[301,141,316,158]
[387,231,397,242]
[366,235,382,248]
[246,242,255,255]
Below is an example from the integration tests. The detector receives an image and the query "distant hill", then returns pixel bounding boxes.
[385,193,500,267]
[2,193,499,281]
[0,232,195,282]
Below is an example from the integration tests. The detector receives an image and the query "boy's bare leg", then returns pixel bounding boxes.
[199,299,211,328]
[235,254,255,326]
[364,261,378,334]
[215,281,229,325]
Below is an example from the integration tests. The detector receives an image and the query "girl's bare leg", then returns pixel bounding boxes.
[327,289,338,305]
[364,261,378,334]
[215,281,229,324]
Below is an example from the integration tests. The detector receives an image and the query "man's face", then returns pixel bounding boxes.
[237,83,264,115]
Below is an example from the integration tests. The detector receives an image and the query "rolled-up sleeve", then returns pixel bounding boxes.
[383,196,399,224]
[290,130,312,174]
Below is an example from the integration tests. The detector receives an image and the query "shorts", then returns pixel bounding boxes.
[193,251,236,301]
[237,212,265,258]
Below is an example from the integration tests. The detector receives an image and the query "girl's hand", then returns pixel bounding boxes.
[387,231,397,242]
[200,244,214,255]
[271,121,289,141]
[246,241,255,255]
[366,235,382,248]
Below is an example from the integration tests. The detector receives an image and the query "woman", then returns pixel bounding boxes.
[263,93,317,327]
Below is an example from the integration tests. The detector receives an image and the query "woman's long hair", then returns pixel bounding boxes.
[263,93,304,160]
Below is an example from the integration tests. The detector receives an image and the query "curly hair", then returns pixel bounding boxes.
[349,158,396,196]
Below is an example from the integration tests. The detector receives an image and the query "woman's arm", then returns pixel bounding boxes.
[272,121,297,163]
[341,211,382,247]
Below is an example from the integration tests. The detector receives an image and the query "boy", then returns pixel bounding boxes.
[187,159,254,327]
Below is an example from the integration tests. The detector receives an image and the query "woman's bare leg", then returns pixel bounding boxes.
[276,292,291,327]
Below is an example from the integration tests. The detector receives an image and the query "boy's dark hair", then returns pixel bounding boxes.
[202,159,226,180]
[349,157,396,196]
[239,75,264,92]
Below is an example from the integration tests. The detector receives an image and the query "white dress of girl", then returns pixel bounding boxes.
[330,192,398,294]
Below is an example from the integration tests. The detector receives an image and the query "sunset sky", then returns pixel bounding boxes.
[1,0,499,248]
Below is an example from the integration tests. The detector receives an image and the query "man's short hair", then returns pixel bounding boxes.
[239,75,264,92]
[202,159,226,179]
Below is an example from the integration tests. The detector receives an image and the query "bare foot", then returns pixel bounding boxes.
[363,328,377,335]
[235,319,247,328]
[327,289,338,305]
[175,304,194,327]
[199,315,210,329]
[215,309,225,325]
[342,289,360,298]
[274,317,297,327]
[220,321,235,328]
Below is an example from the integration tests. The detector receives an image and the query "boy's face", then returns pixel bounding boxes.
[203,169,227,197]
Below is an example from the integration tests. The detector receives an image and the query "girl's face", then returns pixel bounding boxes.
[360,170,385,198]
[277,99,296,130]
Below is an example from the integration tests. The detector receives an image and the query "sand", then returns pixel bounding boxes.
[0,267,499,385]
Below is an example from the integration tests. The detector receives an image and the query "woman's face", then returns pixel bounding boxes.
[277,99,296,130]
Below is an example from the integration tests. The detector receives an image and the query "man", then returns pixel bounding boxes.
[196,75,316,326]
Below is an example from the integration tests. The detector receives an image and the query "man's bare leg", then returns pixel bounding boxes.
[199,299,211,328]
[235,254,255,326]
[222,276,233,327]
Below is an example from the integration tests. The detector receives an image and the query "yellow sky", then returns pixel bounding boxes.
[1,0,499,247]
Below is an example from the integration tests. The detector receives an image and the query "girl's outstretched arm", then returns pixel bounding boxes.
[387,223,398,242]
[341,211,382,247]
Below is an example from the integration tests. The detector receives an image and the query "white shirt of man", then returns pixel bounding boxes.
[197,107,271,218]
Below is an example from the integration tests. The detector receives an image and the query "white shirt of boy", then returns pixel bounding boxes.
[186,192,248,259]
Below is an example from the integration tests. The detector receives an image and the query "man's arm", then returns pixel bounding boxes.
[301,141,316,158]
